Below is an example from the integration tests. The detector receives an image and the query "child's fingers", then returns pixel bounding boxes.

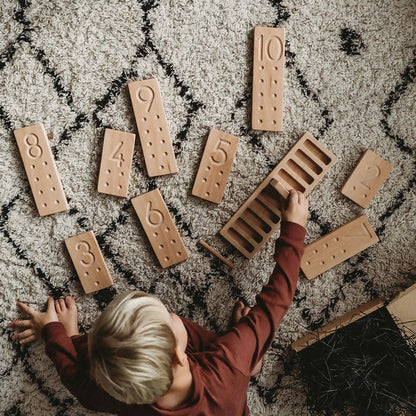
[12,328,35,341]
[19,334,37,344]
[16,301,35,316]
[288,189,298,206]
[55,300,62,313]
[8,319,31,329]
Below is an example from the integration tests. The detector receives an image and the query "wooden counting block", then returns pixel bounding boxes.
[65,231,113,294]
[269,178,289,200]
[192,128,239,203]
[220,132,336,258]
[199,240,235,268]
[128,78,178,177]
[131,189,188,268]
[97,129,135,197]
[341,149,393,208]
[252,27,285,132]
[301,215,379,280]
[14,123,68,216]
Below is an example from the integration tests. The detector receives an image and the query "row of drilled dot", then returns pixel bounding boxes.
[141,115,170,171]
[153,228,182,261]
[257,90,279,125]
[260,65,279,71]
[304,237,348,267]
[30,164,61,207]
[258,64,279,126]
[103,169,125,190]
[84,267,102,286]
[202,166,224,197]
[352,185,368,198]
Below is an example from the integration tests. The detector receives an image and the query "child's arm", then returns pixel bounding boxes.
[41,322,123,413]
[9,298,123,413]
[214,190,308,376]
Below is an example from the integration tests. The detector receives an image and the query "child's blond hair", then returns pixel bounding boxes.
[88,291,176,405]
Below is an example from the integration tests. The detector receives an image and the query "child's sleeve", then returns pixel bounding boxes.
[41,322,122,413]
[213,221,305,376]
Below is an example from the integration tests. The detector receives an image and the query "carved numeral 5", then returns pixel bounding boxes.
[210,138,231,166]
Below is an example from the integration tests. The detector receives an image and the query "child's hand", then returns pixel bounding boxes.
[8,297,58,344]
[282,190,309,227]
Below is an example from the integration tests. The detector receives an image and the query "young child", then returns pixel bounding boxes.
[9,190,308,415]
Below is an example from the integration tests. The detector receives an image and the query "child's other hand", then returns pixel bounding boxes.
[282,190,309,227]
[8,297,58,344]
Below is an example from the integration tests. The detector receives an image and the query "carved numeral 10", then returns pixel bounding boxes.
[258,34,284,62]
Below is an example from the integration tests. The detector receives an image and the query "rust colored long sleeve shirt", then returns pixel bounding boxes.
[41,221,305,415]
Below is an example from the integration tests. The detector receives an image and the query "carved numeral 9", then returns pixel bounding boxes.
[146,201,164,227]
[210,138,231,166]
[136,86,155,112]
[24,134,43,159]
[75,241,95,266]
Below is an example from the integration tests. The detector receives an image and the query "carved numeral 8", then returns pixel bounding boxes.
[24,134,43,159]
[75,241,95,266]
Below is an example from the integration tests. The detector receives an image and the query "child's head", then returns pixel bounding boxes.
[88,291,176,405]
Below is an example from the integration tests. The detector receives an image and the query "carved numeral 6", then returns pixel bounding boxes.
[146,201,164,227]
[75,241,95,266]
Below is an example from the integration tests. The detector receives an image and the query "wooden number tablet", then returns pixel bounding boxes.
[65,231,113,294]
[252,27,285,131]
[291,298,384,352]
[131,189,188,268]
[220,132,337,258]
[128,78,178,177]
[97,129,135,197]
[192,128,239,203]
[387,283,416,339]
[301,215,379,280]
[341,149,393,208]
[14,123,68,216]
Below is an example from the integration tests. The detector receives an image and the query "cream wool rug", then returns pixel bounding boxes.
[1,1,415,415]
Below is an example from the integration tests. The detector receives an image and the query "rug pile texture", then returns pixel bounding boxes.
[1,1,415,415]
